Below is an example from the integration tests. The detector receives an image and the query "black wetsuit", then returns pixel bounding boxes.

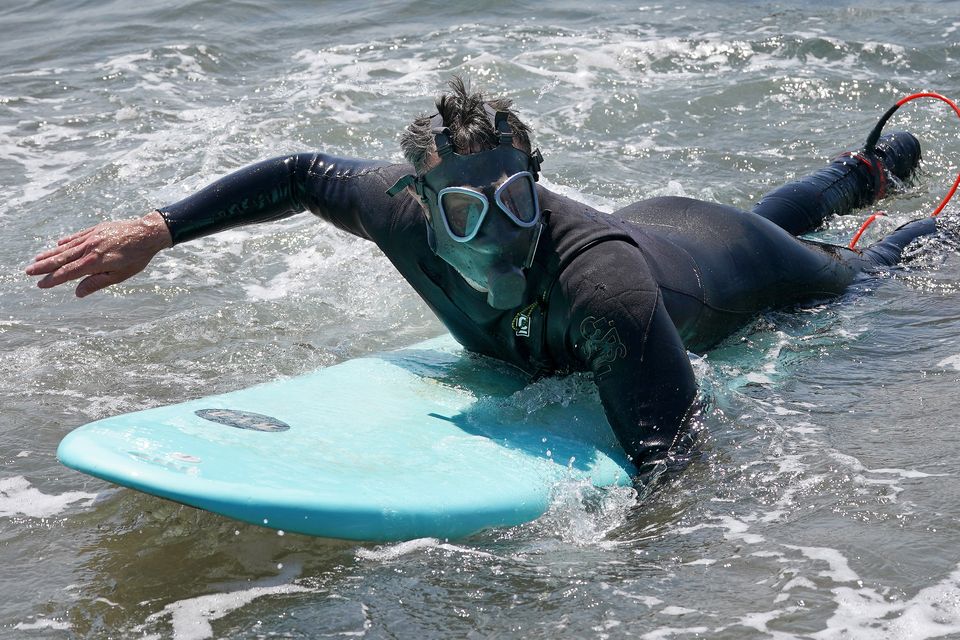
[158,132,933,466]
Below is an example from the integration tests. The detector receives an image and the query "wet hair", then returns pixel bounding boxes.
[400,76,533,174]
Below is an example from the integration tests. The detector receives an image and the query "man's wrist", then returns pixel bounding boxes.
[142,210,174,250]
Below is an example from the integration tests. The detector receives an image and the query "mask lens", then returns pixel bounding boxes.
[496,173,539,224]
[439,189,488,240]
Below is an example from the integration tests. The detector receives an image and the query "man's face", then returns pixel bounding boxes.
[402,141,543,310]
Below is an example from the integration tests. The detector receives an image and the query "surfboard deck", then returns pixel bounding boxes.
[57,335,635,541]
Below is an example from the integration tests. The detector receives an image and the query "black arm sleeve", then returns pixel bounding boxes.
[157,153,402,244]
[561,243,698,465]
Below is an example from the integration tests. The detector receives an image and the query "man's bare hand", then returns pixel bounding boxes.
[25,211,173,298]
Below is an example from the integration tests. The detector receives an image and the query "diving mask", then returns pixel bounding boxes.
[388,105,545,310]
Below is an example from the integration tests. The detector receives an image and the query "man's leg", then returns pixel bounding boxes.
[751,132,921,236]
[858,217,939,267]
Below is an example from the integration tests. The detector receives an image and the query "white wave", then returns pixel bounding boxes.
[782,544,859,583]
[14,618,71,632]
[646,180,688,199]
[677,514,766,545]
[790,421,822,435]
[661,605,698,616]
[869,468,940,479]
[242,243,337,302]
[436,543,501,560]
[356,537,440,561]
[827,451,943,503]
[0,476,98,519]
[814,563,960,639]
[776,576,818,603]
[97,50,155,74]
[641,625,711,639]
[611,589,664,607]
[637,550,960,638]
[356,537,502,564]
[937,354,960,371]
[684,558,717,566]
[97,44,214,88]
[536,481,637,547]
[141,576,313,640]
[538,175,617,213]
[736,606,804,632]
[742,452,824,523]
[0,133,91,210]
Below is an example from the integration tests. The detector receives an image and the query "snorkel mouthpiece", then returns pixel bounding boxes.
[486,265,527,310]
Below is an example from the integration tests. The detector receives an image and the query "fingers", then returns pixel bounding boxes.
[26,246,90,276]
[36,251,101,289]
[76,272,122,298]
[56,226,96,247]
[28,229,95,269]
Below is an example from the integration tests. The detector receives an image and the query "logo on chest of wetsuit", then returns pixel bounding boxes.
[579,316,627,378]
[513,313,531,337]
[512,300,540,338]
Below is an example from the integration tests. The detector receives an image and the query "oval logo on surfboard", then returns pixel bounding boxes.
[195,409,290,432]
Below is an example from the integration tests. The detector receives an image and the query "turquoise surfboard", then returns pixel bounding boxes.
[57,336,635,541]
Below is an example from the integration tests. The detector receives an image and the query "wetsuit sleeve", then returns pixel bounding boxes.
[157,154,405,244]
[559,242,698,466]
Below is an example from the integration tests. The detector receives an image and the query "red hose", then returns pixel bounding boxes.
[848,213,886,250]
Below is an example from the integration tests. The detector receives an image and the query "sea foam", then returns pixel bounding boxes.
[0,476,97,519]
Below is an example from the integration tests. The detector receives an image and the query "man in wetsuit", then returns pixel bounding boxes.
[25,79,938,470]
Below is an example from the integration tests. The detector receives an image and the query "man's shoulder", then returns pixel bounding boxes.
[557,239,656,303]
[550,240,659,375]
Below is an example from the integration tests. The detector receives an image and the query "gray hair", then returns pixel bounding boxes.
[400,76,533,173]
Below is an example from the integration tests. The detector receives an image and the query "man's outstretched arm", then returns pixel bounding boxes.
[25,154,400,296]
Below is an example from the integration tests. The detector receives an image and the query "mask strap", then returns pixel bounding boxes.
[429,112,455,158]
[529,149,543,182]
[483,103,542,180]
[386,174,415,197]
[483,103,514,146]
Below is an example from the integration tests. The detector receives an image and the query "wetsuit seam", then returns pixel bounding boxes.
[650,236,704,292]
[658,284,754,316]
[636,287,661,367]
[304,157,401,181]
[636,235,708,319]
[288,154,310,213]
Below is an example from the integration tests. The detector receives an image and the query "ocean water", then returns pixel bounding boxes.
[2,0,960,637]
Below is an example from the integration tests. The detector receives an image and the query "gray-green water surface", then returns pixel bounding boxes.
[2,1,960,637]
